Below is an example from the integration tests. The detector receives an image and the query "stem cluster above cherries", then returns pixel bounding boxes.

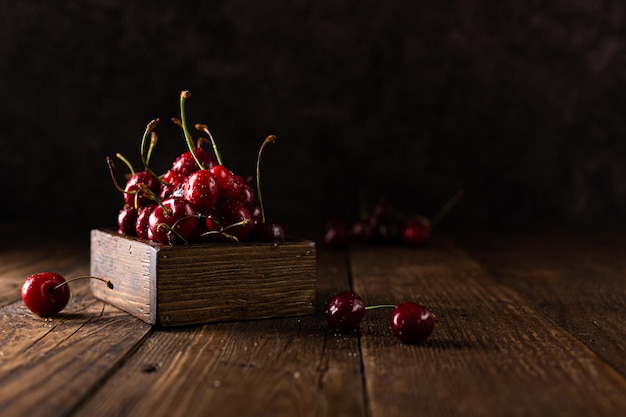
[323,190,464,249]
[112,90,285,245]
[324,291,436,344]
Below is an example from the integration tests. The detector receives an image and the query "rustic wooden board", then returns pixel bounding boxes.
[461,229,626,376]
[90,229,317,326]
[350,243,626,417]
[73,249,367,417]
[0,278,152,417]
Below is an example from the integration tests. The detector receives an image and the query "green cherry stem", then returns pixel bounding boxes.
[52,276,114,292]
[364,304,397,311]
[256,135,277,224]
[178,90,205,170]
[195,123,224,166]
[115,153,135,176]
[139,118,161,179]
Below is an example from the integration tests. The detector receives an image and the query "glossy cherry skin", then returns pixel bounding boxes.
[324,291,365,332]
[123,171,159,207]
[135,204,157,239]
[210,165,237,198]
[171,148,216,176]
[251,222,286,242]
[21,272,71,317]
[117,206,138,235]
[232,174,256,209]
[160,169,187,199]
[182,170,219,215]
[212,199,254,242]
[148,197,199,243]
[390,302,435,344]
[402,220,432,245]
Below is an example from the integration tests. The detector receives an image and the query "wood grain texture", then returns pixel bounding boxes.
[350,243,626,417]
[90,229,317,326]
[74,250,366,417]
[461,229,626,376]
[0,279,152,417]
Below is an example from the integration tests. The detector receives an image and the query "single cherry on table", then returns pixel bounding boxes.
[21,272,113,317]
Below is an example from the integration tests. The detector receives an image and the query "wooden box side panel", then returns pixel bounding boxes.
[90,229,157,324]
[156,241,317,326]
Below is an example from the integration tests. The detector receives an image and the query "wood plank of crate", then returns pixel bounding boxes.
[0,279,152,417]
[350,244,626,417]
[73,250,367,417]
[463,230,626,376]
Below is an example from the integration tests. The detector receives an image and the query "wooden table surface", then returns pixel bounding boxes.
[1,226,626,417]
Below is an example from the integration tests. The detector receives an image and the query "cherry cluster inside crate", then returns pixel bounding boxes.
[112,91,284,245]
[90,91,317,327]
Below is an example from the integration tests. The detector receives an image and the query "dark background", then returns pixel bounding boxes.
[1,1,625,239]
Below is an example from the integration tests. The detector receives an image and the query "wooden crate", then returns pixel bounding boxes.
[89,229,317,327]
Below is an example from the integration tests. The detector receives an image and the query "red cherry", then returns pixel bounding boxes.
[182,170,219,214]
[123,171,159,207]
[402,220,432,245]
[324,291,366,332]
[322,220,347,249]
[135,204,157,239]
[232,174,256,209]
[390,302,435,344]
[210,165,237,198]
[148,197,199,244]
[21,272,71,317]
[160,169,187,199]
[117,206,138,235]
[170,148,216,176]
[21,273,114,317]
[212,199,254,242]
[251,222,286,242]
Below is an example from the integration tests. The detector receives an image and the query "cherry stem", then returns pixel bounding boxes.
[431,188,465,227]
[115,153,135,176]
[256,135,277,224]
[195,123,223,166]
[139,119,161,180]
[364,304,396,311]
[52,276,114,292]
[179,91,205,170]
[106,157,128,194]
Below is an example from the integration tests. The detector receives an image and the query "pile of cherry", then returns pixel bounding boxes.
[113,90,284,245]
[323,190,463,249]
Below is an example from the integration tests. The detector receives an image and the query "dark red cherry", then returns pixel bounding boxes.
[251,222,286,242]
[402,220,432,246]
[171,148,216,176]
[123,171,159,207]
[210,165,237,197]
[22,273,114,317]
[323,220,347,249]
[324,291,366,332]
[135,204,157,239]
[118,206,138,235]
[182,170,219,215]
[232,175,256,209]
[212,199,254,242]
[350,218,375,243]
[160,169,187,199]
[21,272,70,317]
[390,302,435,344]
[148,197,199,244]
